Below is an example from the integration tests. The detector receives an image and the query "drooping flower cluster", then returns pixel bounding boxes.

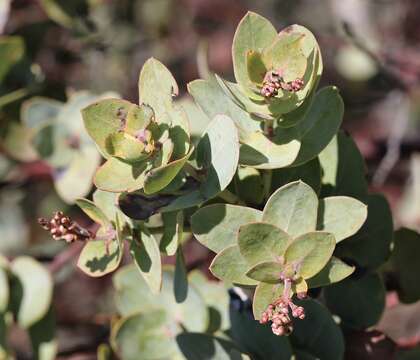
[260,278,306,336]
[38,211,94,243]
[260,70,305,98]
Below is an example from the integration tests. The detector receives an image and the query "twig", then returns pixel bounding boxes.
[48,242,84,274]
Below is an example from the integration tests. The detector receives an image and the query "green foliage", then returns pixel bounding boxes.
[4,8,415,360]
[0,257,56,359]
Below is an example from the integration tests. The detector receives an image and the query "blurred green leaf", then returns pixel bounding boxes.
[324,273,386,329]
[0,36,24,82]
[28,307,57,360]
[113,266,208,332]
[11,257,53,328]
[111,310,181,360]
[391,228,420,303]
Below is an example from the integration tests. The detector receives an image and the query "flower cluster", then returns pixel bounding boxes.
[260,278,306,336]
[260,70,305,98]
[38,211,94,243]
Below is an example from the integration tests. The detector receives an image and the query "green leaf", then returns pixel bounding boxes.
[28,307,57,360]
[252,282,285,320]
[238,222,290,266]
[335,194,393,269]
[188,77,260,140]
[21,97,62,130]
[246,50,266,84]
[210,245,257,286]
[139,57,179,122]
[11,257,53,328]
[232,12,277,95]
[196,114,239,198]
[263,181,318,237]
[111,311,180,360]
[235,167,265,205]
[291,299,344,360]
[0,267,8,313]
[284,232,335,279]
[391,228,420,303]
[229,304,293,359]
[113,266,208,332]
[174,247,188,303]
[82,98,134,157]
[188,270,230,332]
[94,157,149,193]
[54,146,100,204]
[143,147,193,194]
[176,333,246,360]
[77,221,122,277]
[319,132,368,198]
[306,257,355,288]
[0,36,24,82]
[130,229,162,294]
[76,198,110,227]
[191,204,262,253]
[317,196,367,243]
[284,86,344,166]
[246,261,282,283]
[93,189,119,221]
[160,211,184,256]
[262,32,307,82]
[271,157,321,194]
[324,273,386,329]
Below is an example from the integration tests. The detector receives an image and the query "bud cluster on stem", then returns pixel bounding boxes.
[38,211,94,243]
[259,277,307,336]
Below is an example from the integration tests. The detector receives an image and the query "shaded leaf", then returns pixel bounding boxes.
[174,247,188,303]
[324,273,386,329]
[335,194,393,270]
[290,299,344,360]
[191,204,262,253]
[130,229,162,294]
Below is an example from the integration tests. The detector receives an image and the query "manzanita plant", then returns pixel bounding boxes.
[4,10,413,359]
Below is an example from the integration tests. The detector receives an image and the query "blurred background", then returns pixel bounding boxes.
[1,0,420,358]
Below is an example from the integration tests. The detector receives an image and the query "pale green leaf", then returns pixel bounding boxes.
[263,181,318,237]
